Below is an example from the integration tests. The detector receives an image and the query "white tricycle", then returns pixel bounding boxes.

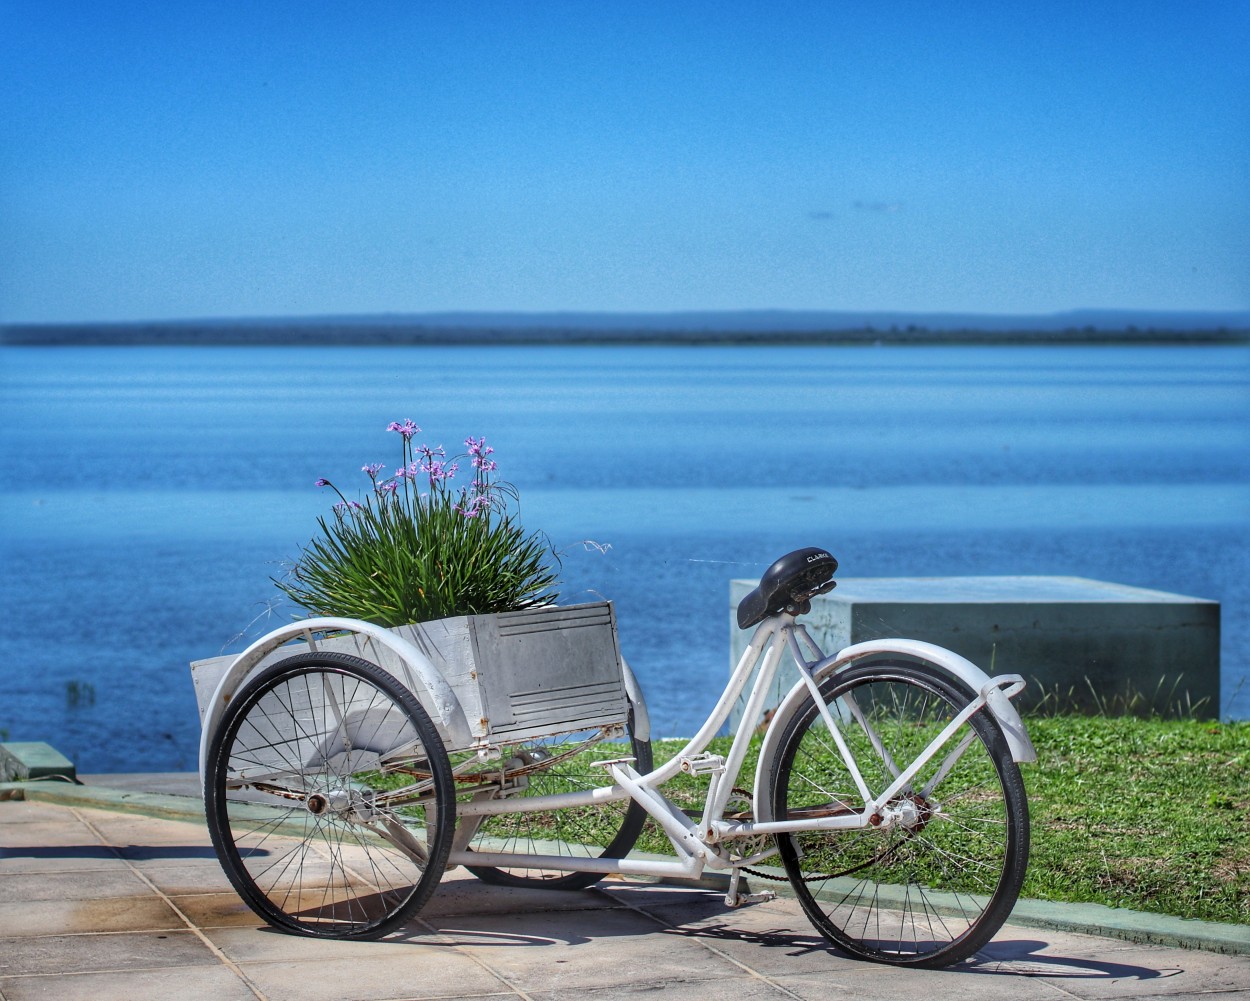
[195,547,1035,968]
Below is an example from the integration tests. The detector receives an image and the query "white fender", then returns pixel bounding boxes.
[619,655,651,743]
[752,638,1036,820]
[198,617,471,786]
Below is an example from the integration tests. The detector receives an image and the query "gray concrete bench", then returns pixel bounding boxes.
[729,576,1220,724]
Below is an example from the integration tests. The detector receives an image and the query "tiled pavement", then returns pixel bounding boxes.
[1,794,1248,1001]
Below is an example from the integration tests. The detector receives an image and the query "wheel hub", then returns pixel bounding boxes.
[305,789,352,817]
[894,791,934,834]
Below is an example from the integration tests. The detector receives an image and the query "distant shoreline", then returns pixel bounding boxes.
[4,321,1249,347]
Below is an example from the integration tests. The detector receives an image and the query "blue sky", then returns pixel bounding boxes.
[2,1,1247,323]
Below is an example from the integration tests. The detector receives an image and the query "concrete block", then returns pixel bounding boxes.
[729,576,1220,725]
[0,742,77,783]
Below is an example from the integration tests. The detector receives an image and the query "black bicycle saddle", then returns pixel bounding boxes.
[735,547,839,629]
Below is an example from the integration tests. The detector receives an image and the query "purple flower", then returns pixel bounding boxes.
[466,436,496,471]
[315,478,331,487]
[456,493,489,519]
[362,463,385,478]
[387,419,421,440]
[379,481,399,494]
[420,449,458,485]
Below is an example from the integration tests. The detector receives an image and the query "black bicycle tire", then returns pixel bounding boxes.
[769,659,1029,967]
[205,651,455,938]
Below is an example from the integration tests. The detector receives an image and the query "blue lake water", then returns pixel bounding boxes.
[1,343,1248,772]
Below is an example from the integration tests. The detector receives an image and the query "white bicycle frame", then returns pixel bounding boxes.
[445,609,1035,897]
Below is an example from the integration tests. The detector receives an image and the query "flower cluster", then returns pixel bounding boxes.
[316,421,507,520]
[276,419,559,626]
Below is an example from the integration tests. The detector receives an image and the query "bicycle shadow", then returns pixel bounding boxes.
[409,879,1177,981]
[659,918,1179,981]
[0,844,224,861]
[973,938,1182,980]
[594,881,1185,981]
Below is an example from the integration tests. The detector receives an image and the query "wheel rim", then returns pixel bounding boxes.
[210,659,450,937]
[774,665,1027,965]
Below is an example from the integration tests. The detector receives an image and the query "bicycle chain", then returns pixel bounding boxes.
[744,843,903,884]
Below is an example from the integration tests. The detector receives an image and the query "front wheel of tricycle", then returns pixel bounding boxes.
[205,651,455,938]
[769,659,1029,968]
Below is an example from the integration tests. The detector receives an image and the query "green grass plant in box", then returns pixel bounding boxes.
[276,419,559,626]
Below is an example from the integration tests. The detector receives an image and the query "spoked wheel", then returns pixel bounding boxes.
[462,714,652,889]
[206,652,455,938]
[770,660,1029,967]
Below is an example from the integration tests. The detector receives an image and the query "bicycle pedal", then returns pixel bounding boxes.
[726,890,776,908]
[679,752,726,776]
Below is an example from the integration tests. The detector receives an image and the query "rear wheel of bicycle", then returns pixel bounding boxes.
[770,660,1029,967]
[464,714,652,890]
[206,652,455,938]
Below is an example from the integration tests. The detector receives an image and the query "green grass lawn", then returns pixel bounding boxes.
[1022,716,1250,925]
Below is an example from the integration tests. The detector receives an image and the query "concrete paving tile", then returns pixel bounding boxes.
[168,891,267,929]
[0,963,257,1001]
[0,801,81,825]
[0,896,184,938]
[0,930,217,977]
[238,951,509,1001]
[0,819,95,850]
[426,907,752,993]
[128,861,235,894]
[0,868,151,902]
[205,924,451,964]
[72,810,213,846]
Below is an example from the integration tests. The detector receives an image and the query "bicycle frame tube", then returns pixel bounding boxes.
[447,612,858,876]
